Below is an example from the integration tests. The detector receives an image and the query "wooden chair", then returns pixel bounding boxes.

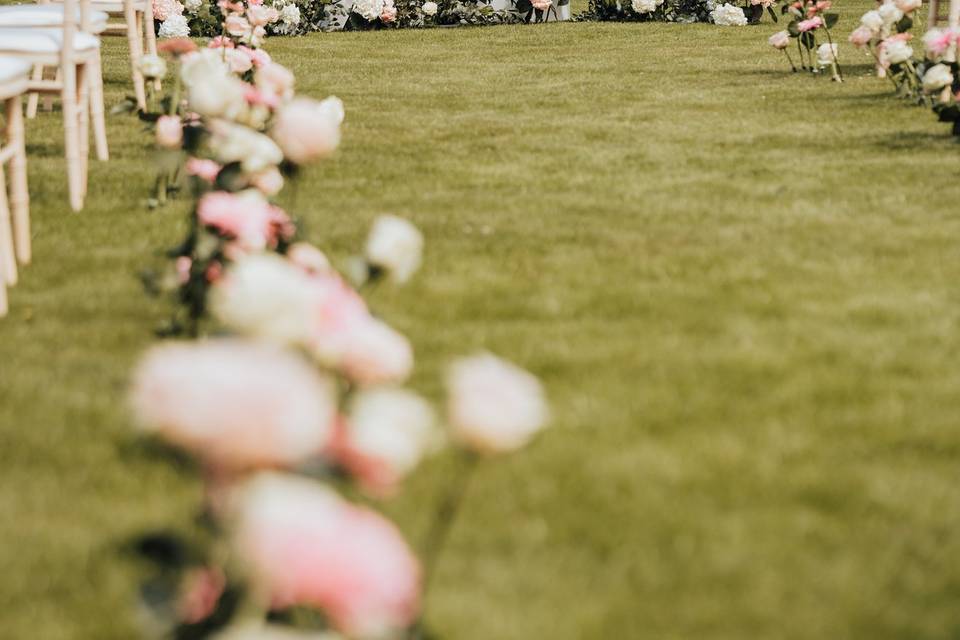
[0,1,102,212]
[0,57,32,318]
[35,0,159,111]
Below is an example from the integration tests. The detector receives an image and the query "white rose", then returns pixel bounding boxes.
[816,42,838,67]
[883,39,914,64]
[209,120,284,174]
[860,9,883,33]
[364,215,423,284]
[711,3,747,25]
[631,0,657,12]
[211,253,315,346]
[353,0,384,20]
[271,96,343,165]
[158,14,190,37]
[347,388,440,482]
[447,353,549,454]
[878,1,903,25]
[922,63,953,92]
[280,3,301,24]
[183,0,202,11]
[138,54,167,80]
[181,50,249,120]
[336,318,414,387]
[422,0,438,14]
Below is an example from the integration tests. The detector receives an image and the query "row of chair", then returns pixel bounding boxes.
[0,0,160,316]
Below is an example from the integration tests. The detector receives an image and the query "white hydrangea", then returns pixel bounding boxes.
[183,0,202,12]
[280,3,301,25]
[158,13,190,37]
[352,0,384,20]
[631,0,662,13]
[711,2,747,25]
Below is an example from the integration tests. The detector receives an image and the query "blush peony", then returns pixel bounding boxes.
[446,353,549,454]
[271,97,344,165]
[130,340,336,470]
[230,473,421,637]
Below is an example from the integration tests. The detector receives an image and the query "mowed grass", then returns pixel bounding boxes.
[4,6,960,638]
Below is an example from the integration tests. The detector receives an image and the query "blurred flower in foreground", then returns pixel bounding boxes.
[130,340,336,470]
[447,354,549,454]
[214,623,343,639]
[364,215,424,284]
[231,473,420,638]
[331,387,440,495]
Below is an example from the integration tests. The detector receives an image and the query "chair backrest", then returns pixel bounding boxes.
[35,0,95,33]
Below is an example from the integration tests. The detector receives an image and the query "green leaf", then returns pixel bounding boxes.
[787,19,800,36]
[213,162,246,192]
[822,12,838,28]
[799,31,815,49]
[896,14,912,32]
[767,6,778,21]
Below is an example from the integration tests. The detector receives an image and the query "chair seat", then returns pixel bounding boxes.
[0,5,109,31]
[40,0,148,12]
[0,29,100,54]
[0,56,32,84]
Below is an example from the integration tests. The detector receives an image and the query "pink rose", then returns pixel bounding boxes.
[231,473,421,637]
[380,3,398,21]
[196,190,290,250]
[924,27,957,59]
[797,16,822,31]
[271,96,343,165]
[218,0,245,14]
[238,45,271,68]
[208,35,236,49]
[244,85,280,109]
[224,14,251,36]
[335,317,414,386]
[156,115,183,149]
[247,4,279,25]
[130,341,337,470]
[250,167,284,196]
[255,62,295,103]
[178,567,226,625]
[186,158,222,182]
[768,30,790,49]
[287,242,331,274]
[152,0,184,21]
[849,25,874,48]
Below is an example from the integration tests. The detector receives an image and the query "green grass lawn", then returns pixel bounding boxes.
[4,6,960,638]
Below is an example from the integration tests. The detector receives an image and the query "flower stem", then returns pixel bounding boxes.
[419,451,479,595]
[784,48,798,72]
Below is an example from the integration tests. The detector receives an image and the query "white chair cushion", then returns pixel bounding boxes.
[0,56,32,84]
[0,28,100,54]
[0,5,109,29]
[41,0,148,12]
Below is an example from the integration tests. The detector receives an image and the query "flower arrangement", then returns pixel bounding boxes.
[767,0,841,80]
[848,0,924,92]
[127,22,551,640]
[580,0,710,24]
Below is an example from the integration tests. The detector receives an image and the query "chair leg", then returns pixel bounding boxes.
[143,8,160,91]
[77,63,90,199]
[43,67,60,112]
[6,95,29,266]
[126,5,147,111]
[26,64,43,119]
[88,52,109,162]
[0,167,18,288]
[62,63,84,212]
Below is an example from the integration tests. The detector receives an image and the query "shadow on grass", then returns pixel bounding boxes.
[868,129,958,149]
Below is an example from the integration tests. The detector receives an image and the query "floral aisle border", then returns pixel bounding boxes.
[127,19,551,640]
[762,0,960,138]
